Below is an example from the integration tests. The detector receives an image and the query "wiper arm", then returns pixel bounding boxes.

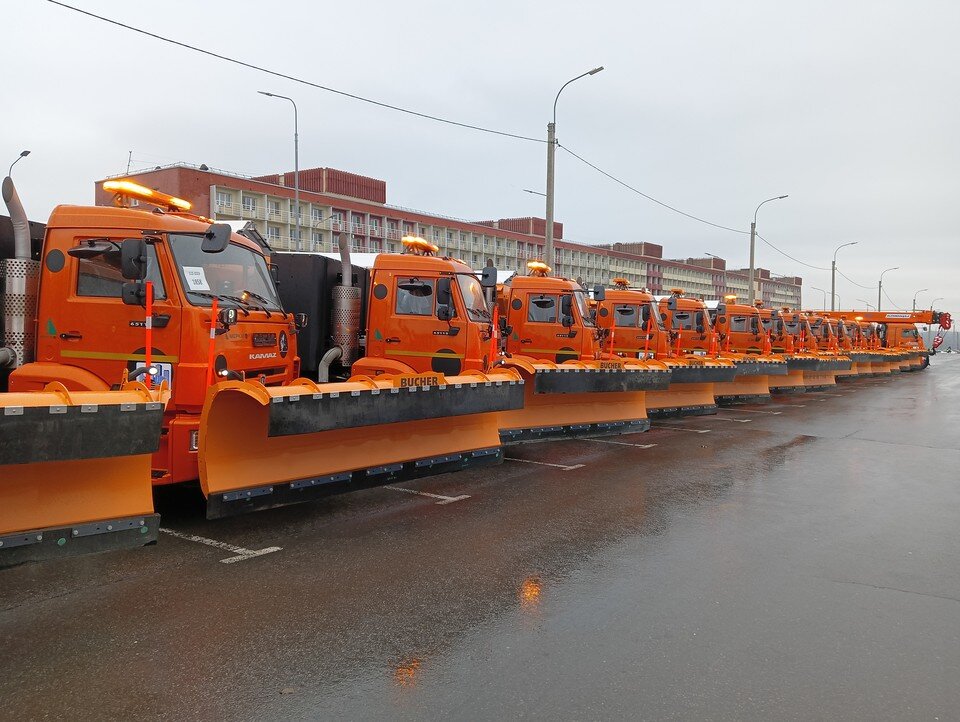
[190,291,251,317]
[241,289,275,318]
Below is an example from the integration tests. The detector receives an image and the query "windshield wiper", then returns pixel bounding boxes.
[241,289,276,318]
[190,291,251,316]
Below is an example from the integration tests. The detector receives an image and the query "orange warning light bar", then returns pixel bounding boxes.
[102,180,192,211]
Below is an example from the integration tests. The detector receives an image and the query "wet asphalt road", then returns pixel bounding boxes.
[2,355,960,720]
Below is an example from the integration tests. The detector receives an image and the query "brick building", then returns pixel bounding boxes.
[94,163,803,306]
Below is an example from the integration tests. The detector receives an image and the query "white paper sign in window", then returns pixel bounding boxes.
[183,266,210,292]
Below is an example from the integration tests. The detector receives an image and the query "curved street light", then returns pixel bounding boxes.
[810,285,828,311]
[831,241,857,311]
[857,298,876,311]
[912,288,929,311]
[878,266,899,310]
[8,149,30,178]
[748,195,789,304]
[544,66,604,271]
[258,91,300,251]
[931,296,944,310]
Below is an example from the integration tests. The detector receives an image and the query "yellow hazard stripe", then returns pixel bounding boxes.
[385,349,465,359]
[61,350,180,363]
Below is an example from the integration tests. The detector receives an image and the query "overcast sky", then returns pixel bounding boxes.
[4,0,958,315]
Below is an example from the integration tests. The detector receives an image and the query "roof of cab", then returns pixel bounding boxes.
[508,274,581,291]
[46,204,263,253]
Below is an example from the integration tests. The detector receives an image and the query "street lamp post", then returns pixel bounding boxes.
[704,252,727,297]
[877,266,899,310]
[857,298,875,311]
[258,91,300,251]
[545,66,604,271]
[748,195,789,304]
[931,296,944,310]
[831,241,857,311]
[810,285,828,311]
[912,288,928,311]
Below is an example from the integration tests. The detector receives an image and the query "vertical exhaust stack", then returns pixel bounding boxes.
[1,175,39,369]
[329,232,361,367]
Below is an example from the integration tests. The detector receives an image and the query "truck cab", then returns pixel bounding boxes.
[11,196,299,484]
[352,250,494,377]
[711,300,765,353]
[657,290,714,354]
[594,284,668,359]
[499,272,601,363]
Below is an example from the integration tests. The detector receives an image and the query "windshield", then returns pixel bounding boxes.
[574,291,595,326]
[168,235,281,310]
[457,273,490,321]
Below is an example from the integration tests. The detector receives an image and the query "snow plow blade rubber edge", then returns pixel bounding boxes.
[198,373,524,518]
[0,383,163,567]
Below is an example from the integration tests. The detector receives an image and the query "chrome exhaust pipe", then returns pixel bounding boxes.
[1,175,39,369]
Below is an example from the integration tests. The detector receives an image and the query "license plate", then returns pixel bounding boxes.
[252,333,277,347]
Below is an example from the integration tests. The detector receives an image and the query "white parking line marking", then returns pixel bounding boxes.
[652,424,711,434]
[584,438,658,448]
[160,527,282,564]
[505,458,586,471]
[384,485,470,505]
[720,408,783,415]
[701,416,752,423]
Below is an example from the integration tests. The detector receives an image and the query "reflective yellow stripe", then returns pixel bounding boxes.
[61,350,179,363]
[385,349,465,359]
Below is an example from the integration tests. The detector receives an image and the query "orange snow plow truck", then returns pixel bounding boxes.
[275,251,670,443]
[2,179,523,561]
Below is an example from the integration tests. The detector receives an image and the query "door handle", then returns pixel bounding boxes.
[385,337,401,343]
[59,332,83,340]
[521,338,532,344]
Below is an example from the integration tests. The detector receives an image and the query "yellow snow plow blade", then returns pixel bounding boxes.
[496,357,672,441]
[0,382,165,566]
[713,354,788,405]
[644,357,737,417]
[198,370,525,518]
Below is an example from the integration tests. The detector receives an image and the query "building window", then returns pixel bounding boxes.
[216,192,230,208]
[242,197,257,212]
[268,200,281,217]
[312,232,322,246]
[267,226,280,240]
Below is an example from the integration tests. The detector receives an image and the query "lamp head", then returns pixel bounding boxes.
[589,66,604,75]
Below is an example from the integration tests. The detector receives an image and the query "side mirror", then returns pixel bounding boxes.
[269,263,279,285]
[121,280,145,306]
[561,314,575,328]
[202,223,232,253]
[716,303,726,315]
[480,266,497,288]
[593,285,606,302]
[294,312,308,329]
[437,305,452,322]
[560,294,573,317]
[667,296,677,311]
[696,324,705,334]
[120,238,147,280]
[436,277,452,306]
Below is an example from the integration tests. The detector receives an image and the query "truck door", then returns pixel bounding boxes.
[51,237,181,389]
[379,273,468,376]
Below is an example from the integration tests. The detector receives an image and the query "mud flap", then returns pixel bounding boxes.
[199,373,524,518]
[0,383,164,566]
